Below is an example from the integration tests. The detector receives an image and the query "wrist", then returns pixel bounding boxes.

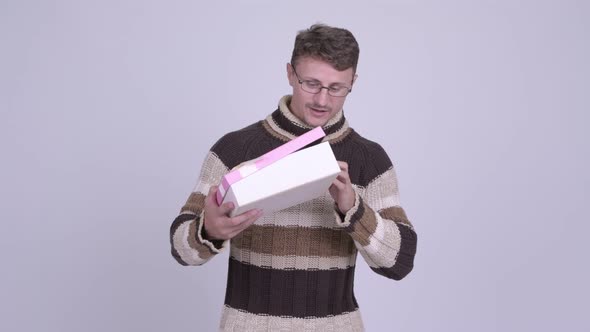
[337,193,356,214]
[200,221,224,249]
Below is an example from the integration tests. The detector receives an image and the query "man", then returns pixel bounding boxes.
[170,24,417,331]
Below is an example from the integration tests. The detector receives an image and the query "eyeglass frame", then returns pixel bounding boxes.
[291,64,354,97]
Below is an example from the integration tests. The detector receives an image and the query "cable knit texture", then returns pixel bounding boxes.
[169,95,417,331]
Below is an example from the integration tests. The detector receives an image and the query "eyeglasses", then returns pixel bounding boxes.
[292,65,352,97]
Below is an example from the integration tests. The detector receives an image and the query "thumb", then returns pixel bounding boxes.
[219,201,235,216]
[208,185,219,200]
[208,185,218,196]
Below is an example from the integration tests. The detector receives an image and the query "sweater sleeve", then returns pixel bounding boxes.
[170,150,230,266]
[334,165,417,280]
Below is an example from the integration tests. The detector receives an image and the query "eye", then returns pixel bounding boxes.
[304,81,321,88]
[329,86,346,93]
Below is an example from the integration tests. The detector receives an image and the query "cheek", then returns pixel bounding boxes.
[293,90,308,106]
[290,91,308,113]
[334,99,346,110]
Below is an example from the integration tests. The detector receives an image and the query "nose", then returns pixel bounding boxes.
[314,88,330,107]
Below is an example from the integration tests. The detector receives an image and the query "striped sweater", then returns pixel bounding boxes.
[170,95,417,331]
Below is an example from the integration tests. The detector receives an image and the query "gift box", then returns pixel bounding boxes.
[216,127,340,217]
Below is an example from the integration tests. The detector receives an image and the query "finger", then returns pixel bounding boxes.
[337,161,349,171]
[230,208,262,226]
[331,180,346,191]
[205,186,219,205]
[237,212,260,230]
[203,188,216,210]
[332,174,348,186]
[336,170,350,181]
[232,210,263,236]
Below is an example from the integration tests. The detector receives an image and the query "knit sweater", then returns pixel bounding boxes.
[170,95,417,331]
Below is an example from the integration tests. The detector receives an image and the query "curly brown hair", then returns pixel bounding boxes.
[290,24,360,73]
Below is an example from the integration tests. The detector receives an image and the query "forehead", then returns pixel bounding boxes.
[294,57,354,84]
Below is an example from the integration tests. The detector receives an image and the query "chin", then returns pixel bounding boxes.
[305,118,328,128]
[304,113,333,127]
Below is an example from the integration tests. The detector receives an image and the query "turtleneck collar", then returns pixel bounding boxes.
[263,95,351,143]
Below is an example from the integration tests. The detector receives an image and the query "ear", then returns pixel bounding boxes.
[286,62,296,87]
[352,73,358,86]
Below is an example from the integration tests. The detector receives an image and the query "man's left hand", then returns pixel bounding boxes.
[329,161,356,214]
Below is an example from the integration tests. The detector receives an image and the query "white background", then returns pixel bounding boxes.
[1,1,589,331]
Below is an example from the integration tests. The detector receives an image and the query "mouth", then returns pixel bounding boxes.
[308,106,330,115]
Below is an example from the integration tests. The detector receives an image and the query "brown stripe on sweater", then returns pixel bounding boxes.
[224,258,358,318]
[187,218,215,259]
[379,206,412,227]
[180,192,206,214]
[232,225,355,257]
[346,201,378,247]
[230,246,357,270]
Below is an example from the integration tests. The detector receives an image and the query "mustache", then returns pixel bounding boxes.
[306,103,332,112]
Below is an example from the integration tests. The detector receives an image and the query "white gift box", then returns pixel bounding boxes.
[216,127,340,217]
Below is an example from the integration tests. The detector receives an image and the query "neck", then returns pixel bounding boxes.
[263,95,351,142]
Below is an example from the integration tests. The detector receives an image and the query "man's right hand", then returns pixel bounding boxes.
[202,186,263,240]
